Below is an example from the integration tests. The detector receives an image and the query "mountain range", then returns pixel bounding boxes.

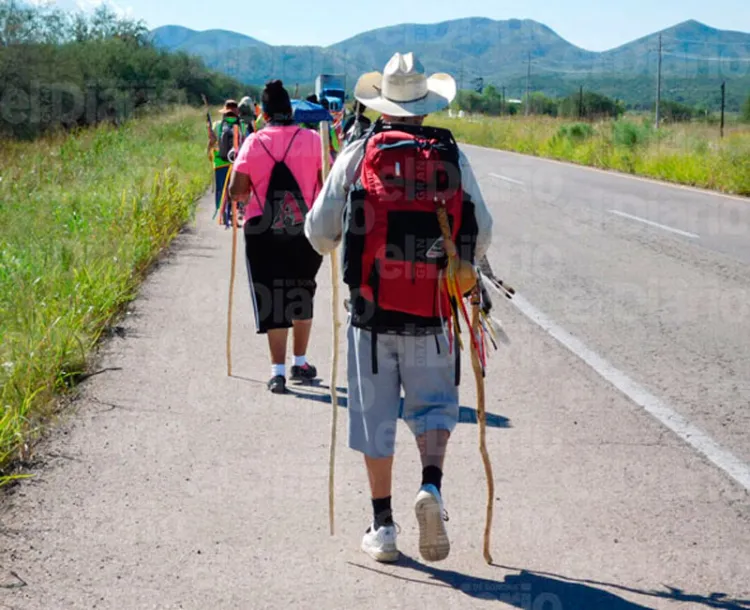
[150,18,750,109]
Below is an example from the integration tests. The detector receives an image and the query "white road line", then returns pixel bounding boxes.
[489,173,525,186]
[609,210,700,239]
[498,289,750,492]
[463,143,750,203]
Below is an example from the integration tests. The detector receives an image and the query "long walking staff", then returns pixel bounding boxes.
[226,124,241,377]
[471,286,495,565]
[201,95,216,195]
[201,94,214,162]
[226,194,238,377]
[321,120,340,536]
[435,204,497,565]
[473,257,515,563]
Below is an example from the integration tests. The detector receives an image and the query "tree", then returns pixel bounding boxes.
[743,95,750,123]
[455,90,485,114]
[527,92,558,117]
[559,91,624,120]
[659,100,695,123]
[481,85,503,115]
[0,2,246,139]
[1,1,148,46]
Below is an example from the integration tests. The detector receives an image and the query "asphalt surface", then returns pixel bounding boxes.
[1,148,749,610]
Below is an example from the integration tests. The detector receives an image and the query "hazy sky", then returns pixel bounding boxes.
[47,0,750,50]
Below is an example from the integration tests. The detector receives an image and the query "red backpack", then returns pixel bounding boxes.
[343,123,465,320]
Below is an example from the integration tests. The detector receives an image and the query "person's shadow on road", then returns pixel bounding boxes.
[348,556,750,610]
[289,383,511,430]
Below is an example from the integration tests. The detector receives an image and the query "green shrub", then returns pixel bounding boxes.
[612,120,652,149]
[556,122,595,142]
[558,91,625,119]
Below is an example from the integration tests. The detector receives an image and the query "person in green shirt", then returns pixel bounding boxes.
[208,100,252,225]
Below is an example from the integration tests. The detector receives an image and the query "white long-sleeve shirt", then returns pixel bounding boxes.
[304,137,493,258]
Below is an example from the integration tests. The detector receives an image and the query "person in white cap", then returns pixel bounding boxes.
[305,52,493,564]
[237,96,256,137]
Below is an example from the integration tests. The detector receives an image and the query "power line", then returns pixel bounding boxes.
[659,36,750,46]
[662,51,750,61]
[531,65,601,75]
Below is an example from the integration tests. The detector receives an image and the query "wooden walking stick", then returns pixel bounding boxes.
[320,119,340,536]
[227,197,238,377]
[436,201,496,564]
[201,94,214,163]
[226,125,241,377]
[471,288,495,565]
[202,94,218,197]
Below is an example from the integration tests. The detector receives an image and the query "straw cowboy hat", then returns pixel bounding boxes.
[354,52,456,117]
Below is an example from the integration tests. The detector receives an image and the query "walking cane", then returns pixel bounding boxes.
[201,95,216,195]
[227,196,238,377]
[436,205,498,565]
[321,120,340,536]
[226,125,241,377]
[471,287,495,565]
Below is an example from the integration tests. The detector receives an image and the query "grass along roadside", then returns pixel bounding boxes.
[427,115,750,197]
[0,107,211,484]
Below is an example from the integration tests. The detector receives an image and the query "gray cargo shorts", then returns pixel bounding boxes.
[347,325,460,459]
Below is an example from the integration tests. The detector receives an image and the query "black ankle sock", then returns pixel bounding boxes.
[422,466,443,492]
[372,497,393,530]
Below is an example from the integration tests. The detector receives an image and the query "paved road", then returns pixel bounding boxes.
[466,146,750,468]
[1,149,749,609]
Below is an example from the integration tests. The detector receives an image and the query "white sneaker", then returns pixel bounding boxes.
[361,523,400,563]
[414,484,450,562]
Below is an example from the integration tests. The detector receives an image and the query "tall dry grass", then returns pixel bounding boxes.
[0,108,210,483]
[428,114,750,196]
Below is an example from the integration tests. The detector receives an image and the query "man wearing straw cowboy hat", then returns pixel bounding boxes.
[305,52,493,563]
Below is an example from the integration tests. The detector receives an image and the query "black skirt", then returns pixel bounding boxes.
[243,216,323,334]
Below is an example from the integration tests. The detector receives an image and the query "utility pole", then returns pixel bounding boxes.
[502,86,506,115]
[720,81,726,139]
[655,33,663,129]
[525,51,531,116]
[579,85,584,119]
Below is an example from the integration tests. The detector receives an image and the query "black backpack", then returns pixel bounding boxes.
[256,129,309,237]
[218,117,243,162]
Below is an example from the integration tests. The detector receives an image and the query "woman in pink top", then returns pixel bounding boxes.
[229,80,324,394]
